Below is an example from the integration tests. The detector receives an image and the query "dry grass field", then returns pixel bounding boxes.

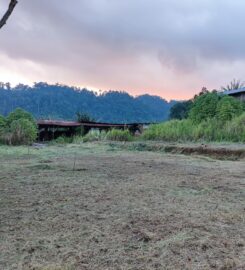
[0,143,244,270]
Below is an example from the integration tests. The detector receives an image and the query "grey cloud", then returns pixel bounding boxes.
[1,0,245,97]
[2,0,245,66]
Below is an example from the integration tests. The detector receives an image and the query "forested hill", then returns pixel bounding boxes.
[0,82,176,123]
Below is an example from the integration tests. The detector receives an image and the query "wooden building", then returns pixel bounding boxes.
[37,120,146,141]
[37,120,82,141]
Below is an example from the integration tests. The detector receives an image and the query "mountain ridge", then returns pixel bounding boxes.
[0,82,176,123]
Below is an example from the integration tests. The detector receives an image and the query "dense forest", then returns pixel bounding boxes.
[0,82,176,123]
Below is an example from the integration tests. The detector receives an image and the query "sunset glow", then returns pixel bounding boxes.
[1,0,245,100]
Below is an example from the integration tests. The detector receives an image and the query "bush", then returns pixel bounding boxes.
[8,119,37,145]
[189,92,220,123]
[106,129,133,141]
[216,96,243,121]
[0,115,6,135]
[169,100,192,120]
[0,109,38,145]
[6,108,36,126]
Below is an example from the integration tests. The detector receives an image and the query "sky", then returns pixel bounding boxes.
[0,0,245,100]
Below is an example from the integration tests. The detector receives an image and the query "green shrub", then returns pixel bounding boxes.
[216,96,243,121]
[8,119,37,145]
[0,115,6,135]
[169,100,192,120]
[189,92,220,123]
[106,129,133,141]
[6,108,36,126]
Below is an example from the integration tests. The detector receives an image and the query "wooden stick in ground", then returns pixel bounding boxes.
[72,152,77,171]
[0,0,18,29]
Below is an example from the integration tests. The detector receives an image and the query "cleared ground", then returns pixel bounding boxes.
[0,143,244,270]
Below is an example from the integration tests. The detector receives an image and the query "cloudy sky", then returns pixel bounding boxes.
[0,0,245,100]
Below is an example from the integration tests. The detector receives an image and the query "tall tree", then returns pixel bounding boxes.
[0,0,18,29]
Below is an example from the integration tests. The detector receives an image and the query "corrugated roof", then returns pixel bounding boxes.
[223,87,245,95]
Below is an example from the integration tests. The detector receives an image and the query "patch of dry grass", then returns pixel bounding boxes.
[0,143,244,269]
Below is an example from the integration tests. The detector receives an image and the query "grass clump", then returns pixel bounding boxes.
[82,129,133,142]
[49,136,74,145]
[106,129,133,141]
[82,130,107,142]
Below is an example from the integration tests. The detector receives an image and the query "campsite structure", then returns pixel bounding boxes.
[37,120,147,141]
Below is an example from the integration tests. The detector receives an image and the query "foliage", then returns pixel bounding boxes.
[169,100,192,120]
[143,120,194,141]
[8,119,37,145]
[189,92,220,123]
[216,96,243,121]
[106,129,133,141]
[6,108,36,126]
[143,113,245,142]
[0,109,37,145]
[0,115,6,133]
[221,79,245,91]
[0,82,175,123]
[76,112,95,123]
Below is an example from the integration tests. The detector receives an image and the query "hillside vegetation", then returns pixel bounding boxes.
[0,82,175,123]
[144,90,245,142]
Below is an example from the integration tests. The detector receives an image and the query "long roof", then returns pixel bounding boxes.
[37,120,147,128]
[223,87,245,95]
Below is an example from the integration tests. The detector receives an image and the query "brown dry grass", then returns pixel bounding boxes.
[0,143,244,269]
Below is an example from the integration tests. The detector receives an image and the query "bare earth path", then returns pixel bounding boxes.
[0,143,244,269]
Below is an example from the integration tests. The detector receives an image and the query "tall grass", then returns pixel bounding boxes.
[82,129,133,142]
[106,129,133,141]
[143,113,245,142]
[82,130,107,142]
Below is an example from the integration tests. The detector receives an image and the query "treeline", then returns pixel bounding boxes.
[0,82,176,123]
[144,89,245,142]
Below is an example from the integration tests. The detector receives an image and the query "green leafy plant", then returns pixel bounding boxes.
[0,115,6,134]
[169,100,192,120]
[189,92,220,123]
[8,118,37,145]
[216,96,243,121]
[6,108,36,126]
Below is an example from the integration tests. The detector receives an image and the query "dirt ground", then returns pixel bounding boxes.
[0,143,244,270]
